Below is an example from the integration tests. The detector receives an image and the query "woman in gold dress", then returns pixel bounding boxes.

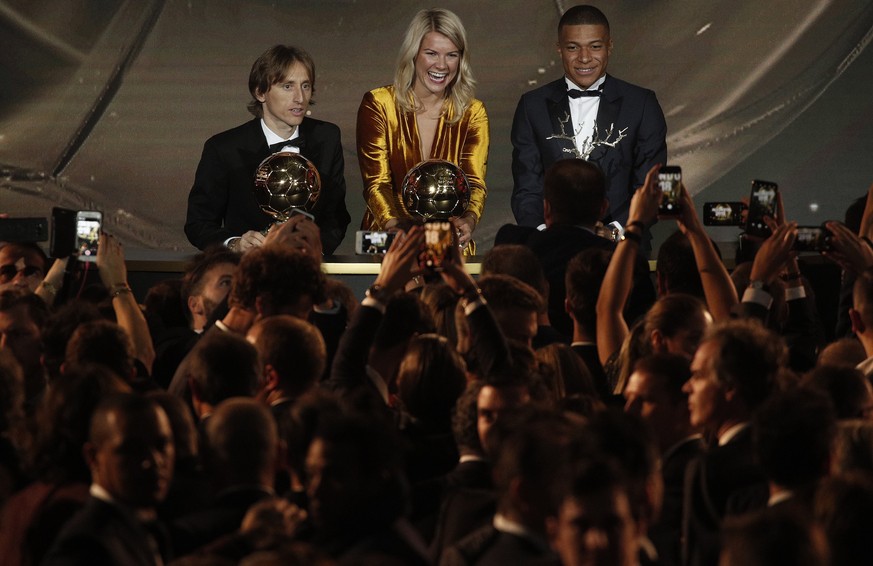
[356,8,488,251]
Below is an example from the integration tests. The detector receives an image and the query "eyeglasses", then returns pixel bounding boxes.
[0,265,43,281]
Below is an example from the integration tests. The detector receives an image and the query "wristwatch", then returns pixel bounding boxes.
[365,283,390,303]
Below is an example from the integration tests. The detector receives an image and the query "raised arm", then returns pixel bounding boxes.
[674,184,738,321]
[596,164,661,366]
[97,233,156,374]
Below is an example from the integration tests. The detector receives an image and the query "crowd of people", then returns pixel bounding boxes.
[4,158,873,565]
[3,3,873,566]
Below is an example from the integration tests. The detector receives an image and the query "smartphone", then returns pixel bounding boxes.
[51,207,77,258]
[75,210,102,262]
[703,202,746,226]
[793,226,832,252]
[0,217,48,243]
[355,230,396,255]
[658,166,682,216]
[289,208,315,222]
[746,179,778,237]
[420,221,453,271]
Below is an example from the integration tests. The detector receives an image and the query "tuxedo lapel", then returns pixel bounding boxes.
[545,80,576,158]
[590,75,622,161]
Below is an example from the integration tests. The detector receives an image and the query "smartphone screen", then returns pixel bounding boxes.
[793,226,832,252]
[355,231,396,255]
[421,221,453,271]
[703,202,746,226]
[746,180,778,237]
[75,211,102,262]
[658,166,682,216]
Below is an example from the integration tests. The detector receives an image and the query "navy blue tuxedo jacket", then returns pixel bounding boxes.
[185,117,351,254]
[510,75,667,228]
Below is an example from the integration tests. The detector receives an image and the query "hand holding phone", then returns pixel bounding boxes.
[75,211,102,262]
[420,221,454,272]
[793,226,832,252]
[658,166,682,216]
[745,180,778,238]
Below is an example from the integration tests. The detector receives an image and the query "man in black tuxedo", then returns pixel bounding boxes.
[185,45,350,255]
[43,394,175,566]
[510,4,666,231]
[682,320,783,566]
[496,158,655,338]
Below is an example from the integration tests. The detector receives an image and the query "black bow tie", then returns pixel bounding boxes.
[568,89,601,99]
[269,138,304,153]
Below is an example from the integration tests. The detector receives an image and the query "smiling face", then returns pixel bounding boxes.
[413,31,460,100]
[257,61,311,138]
[558,24,612,89]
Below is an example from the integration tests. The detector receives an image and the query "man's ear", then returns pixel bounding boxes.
[599,198,609,219]
[851,308,866,335]
[545,514,560,549]
[544,200,553,226]
[264,363,280,392]
[188,295,204,318]
[254,87,267,103]
[83,442,98,470]
[650,329,666,352]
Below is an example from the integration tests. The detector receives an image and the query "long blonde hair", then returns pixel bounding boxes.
[393,8,476,124]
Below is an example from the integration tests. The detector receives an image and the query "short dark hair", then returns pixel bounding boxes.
[65,320,135,382]
[559,5,610,33]
[248,45,316,117]
[565,248,612,334]
[230,246,326,312]
[481,245,548,306]
[0,289,49,328]
[478,274,543,314]
[706,319,786,410]
[656,230,704,298]
[187,331,260,406]
[802,365,872,420]
[543,159,606,226]
[753,387,836,487]
[253,315,326,396]
[632,353,692,405]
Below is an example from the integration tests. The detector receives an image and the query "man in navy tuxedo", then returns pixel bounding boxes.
[511,5,667,231]
[185,45,350,255]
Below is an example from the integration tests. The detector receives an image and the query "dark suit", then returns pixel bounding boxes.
[495,223,655,338]
[683,427,765,566]
[42,496,166,566]
[185,117,351,254]
[440,524,558,566]
[168,486,273,556]
[510,75,667,228]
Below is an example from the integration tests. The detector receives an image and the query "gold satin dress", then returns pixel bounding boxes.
[356,85,489,253]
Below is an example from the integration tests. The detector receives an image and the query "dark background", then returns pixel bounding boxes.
[2,0,873,260]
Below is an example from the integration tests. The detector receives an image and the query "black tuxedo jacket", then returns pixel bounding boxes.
[42,496,166,566]
[185,117,351,254]
[510,75,667,228]
[683,427,765,566]
[494,223,655,338]
[440,524,558,566]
